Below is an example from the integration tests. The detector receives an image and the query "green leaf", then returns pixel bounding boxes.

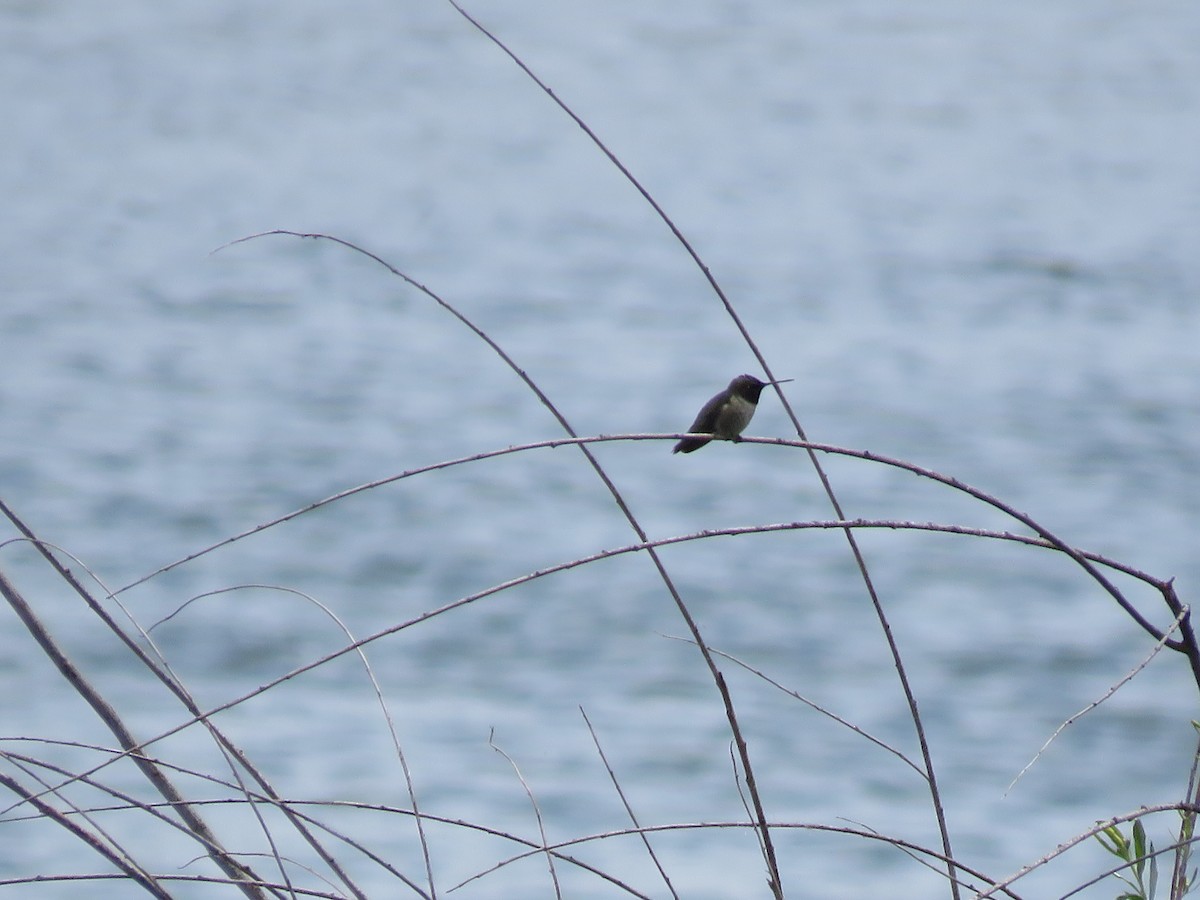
[1132,820,1148,880]
[1180,808,1196,840]
[1098,824,1131,859]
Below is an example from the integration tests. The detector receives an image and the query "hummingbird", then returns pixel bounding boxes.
[672,374,793,453]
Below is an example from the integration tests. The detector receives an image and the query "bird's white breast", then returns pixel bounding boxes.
[713,394,755,438]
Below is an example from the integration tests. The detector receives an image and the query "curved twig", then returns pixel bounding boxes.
[438,4,953,892]
[0,501,372,900]
[976,804,1200,899]
[211,228,786,896]
[119,431,1181,651]
[54,504,1175,849]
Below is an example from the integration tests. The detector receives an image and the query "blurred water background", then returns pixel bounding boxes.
[2,1,1199,897]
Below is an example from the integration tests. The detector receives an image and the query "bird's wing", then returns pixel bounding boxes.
[686,393,724,433]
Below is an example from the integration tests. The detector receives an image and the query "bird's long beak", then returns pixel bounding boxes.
[765,378,794,386]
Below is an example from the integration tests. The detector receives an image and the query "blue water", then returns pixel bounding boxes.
[3,2,1199,898]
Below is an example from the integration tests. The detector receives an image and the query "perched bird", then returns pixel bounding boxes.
[672,374,793,453]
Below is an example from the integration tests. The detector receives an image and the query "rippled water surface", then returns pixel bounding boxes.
[3,2,1199,897]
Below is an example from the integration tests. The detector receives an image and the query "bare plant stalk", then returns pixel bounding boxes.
[65,405,1188,895]
[452,819,1025,899]
[1007,606,1189,794]
[214,229,787,897]
[0,565,268,900]
[439,4,958,893]
[97,438,1189,796]
[0,770,171,899]
[690,640,924,777]
[1161,580,1200,699]
[488,730,561,899]
[6,744,460,898]
[4,749,281,873]
[0,498,376,900]
[1173,727,1200,899]
[580,707,680,900]
[149,583,437,900]
[109,435,1189,754]
[116,433,1182,625]
[978,804,1200,899]
[1064,831,1200,900]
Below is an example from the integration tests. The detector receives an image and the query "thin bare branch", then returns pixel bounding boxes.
[487,730,561,899]
[436,2,951,890]
[148,583,437,898]
[977,804,1200,899]
[669,638,925,778]
[117,430,1179,649]
[1061,832,1200,900]
[579,707,679,900]
[0,770,172,899]
[0,563,271,900]
[1006,605,1189,794]
[1173,726,1200,898]
[59,509,1174,812]
[450,817,1025,899]
[211,228,787,897]
[0,501,371,900]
